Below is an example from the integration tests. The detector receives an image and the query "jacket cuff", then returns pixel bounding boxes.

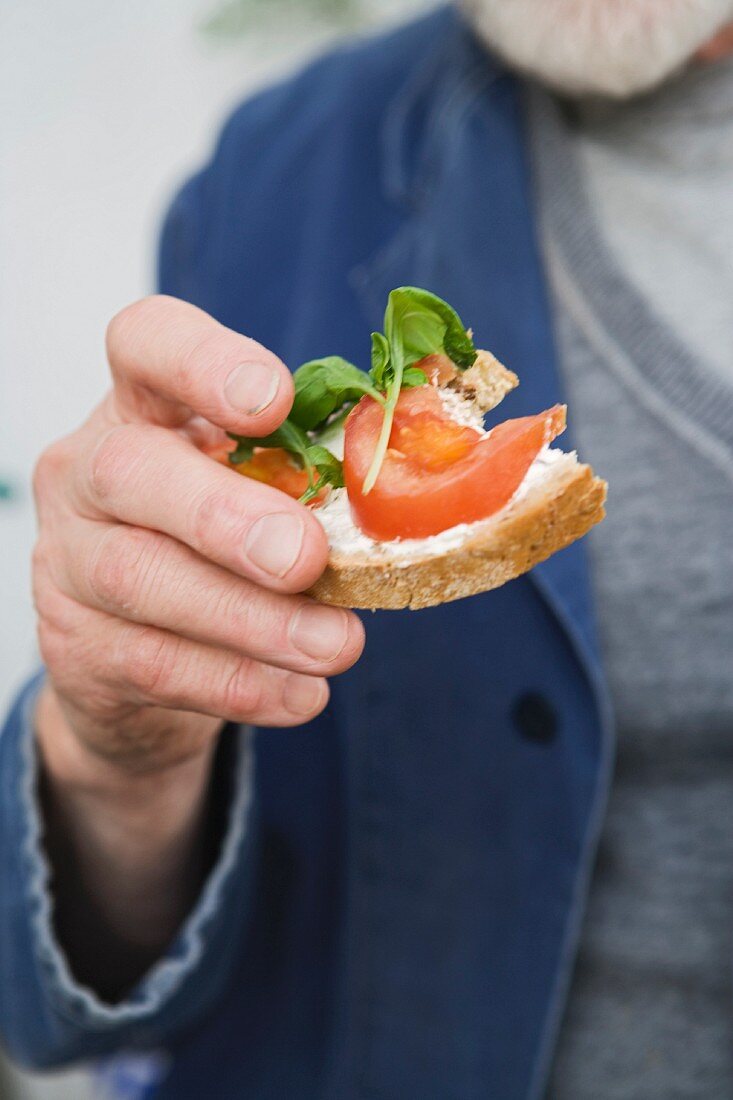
[0,672,255,1058]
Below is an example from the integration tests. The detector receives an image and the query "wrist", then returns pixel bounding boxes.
[35,683,219,881]
[35,682,223,961]
[35,682,216,806]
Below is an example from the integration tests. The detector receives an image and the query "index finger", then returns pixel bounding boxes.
[75,422,330,593]
[106,295,295,435]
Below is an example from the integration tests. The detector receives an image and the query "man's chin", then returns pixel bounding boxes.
[459,0,733,99]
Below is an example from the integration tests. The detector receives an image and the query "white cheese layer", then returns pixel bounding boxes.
[315,444,575,565]
[436,386,487,430]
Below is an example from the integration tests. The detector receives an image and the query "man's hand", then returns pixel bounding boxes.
[34,295,364,766]
[30,296,364,995]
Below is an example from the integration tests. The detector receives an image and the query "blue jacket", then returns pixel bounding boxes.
[0,8,613,1098]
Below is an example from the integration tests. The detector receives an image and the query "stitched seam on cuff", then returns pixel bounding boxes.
[16,694,254,1029]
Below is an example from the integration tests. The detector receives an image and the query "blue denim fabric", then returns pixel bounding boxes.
[0,8,613,1097]
[0,673,256,1067]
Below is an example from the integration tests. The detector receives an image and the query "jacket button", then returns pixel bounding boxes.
[512,693,558,744]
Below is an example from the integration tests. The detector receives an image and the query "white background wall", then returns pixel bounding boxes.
[1,2,428,1096]
[1,0,427,717]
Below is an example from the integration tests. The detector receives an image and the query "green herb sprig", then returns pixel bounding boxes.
[227,287,477,501]
[228,420,345,503]
[290,356,385,430]
[361,287,476,493]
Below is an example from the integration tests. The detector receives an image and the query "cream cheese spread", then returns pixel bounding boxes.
[314,444,575,565]
[436,386,487,430]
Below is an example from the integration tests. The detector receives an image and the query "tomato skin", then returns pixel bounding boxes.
[203,440,237,466]
[208,445,325,505]
[233,448,313,499]
[413,352,459,386]
[344,387,566,541]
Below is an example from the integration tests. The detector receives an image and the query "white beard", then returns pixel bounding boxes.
[459,0,733,98]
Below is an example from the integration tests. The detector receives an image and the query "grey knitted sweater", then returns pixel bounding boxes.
[526,63,733,1099]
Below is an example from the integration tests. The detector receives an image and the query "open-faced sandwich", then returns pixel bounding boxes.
[225,287,607,610]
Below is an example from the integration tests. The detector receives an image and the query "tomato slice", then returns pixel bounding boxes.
[208,444,325,504]
[233,448,313,499]
[413,352,459,386]
[390,410,479,471]
[344,386,566,540]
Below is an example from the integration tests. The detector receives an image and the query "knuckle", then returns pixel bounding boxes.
[87,526,164,613]
[190,485,244,556]
[31,538,51,586]
[86,528,133,609]
[105,296,165,361]
[87,424,148,504]
[33,579,77,635]
[219,584,271,649]
[86,530,130,611]
[32,440,71,506]
[31,559,54,621]
[116,625,178,698]
[174,329,223,402]
[88,425,130,501]
[35,595,83,681]
[37,620,66,675]
[220,660,264,718]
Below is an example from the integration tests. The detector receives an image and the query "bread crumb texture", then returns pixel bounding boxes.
[309,462,607,611]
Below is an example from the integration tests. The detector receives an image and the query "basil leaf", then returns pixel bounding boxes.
[290,356,384,431]
[227,426,343,504]
[401,366,428,388]
[369,332,391,389]
[384,287,477,370]
[299,445,344,504]
[231,286,476,502]
[227,419,310,467]
[228,438,255,465]
[317,404,351,447]
[305,445,344,487]
[261,420,311,456]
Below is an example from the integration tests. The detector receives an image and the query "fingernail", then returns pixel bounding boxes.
[244,512,304,578]
[224,362,279,415]
[283,674,326,716]
[290,605,349,662]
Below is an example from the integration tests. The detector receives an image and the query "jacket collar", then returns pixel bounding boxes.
[350,8,603,665]
[377,7,502,210]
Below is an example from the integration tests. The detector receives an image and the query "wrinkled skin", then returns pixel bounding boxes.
[31,296,364,991]
[33,295,364,774]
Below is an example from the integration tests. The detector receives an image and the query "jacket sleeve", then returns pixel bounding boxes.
[0,128,272,1067]
[0,72,321,1067]
[0,672,257,1069]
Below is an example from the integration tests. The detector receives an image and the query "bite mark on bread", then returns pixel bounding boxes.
[454,349,519,412]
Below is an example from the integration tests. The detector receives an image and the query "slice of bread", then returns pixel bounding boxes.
[307,350,606,611]
[309,455,606,610]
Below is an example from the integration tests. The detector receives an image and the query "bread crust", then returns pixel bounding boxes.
[309,460,607,611]
[457,349,519,412]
